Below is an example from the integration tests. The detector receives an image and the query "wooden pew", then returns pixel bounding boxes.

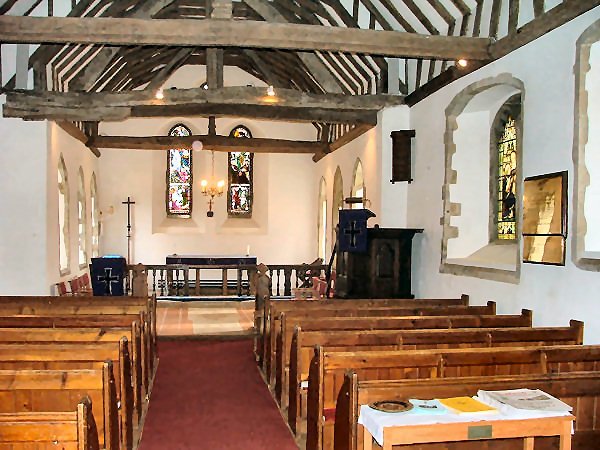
[0,365,118,450]
[0,295,157,372]
[335,371,600,450]
[271,309,532,391]
[0,313,151,399]
[306,344,600,450]
[287,320,583,434]
[267,301,494,383]
[259,295,470,367]
[0,341,135,450]
[0,397,99,450]
[0,325,144,427]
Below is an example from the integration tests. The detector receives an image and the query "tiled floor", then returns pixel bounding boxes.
[156,300,255,337]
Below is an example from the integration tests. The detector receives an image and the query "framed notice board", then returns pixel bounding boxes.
[522,171,568,265]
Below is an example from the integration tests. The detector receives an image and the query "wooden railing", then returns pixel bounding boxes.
[127,263,329,298]
[127,264,257,297]
[267,264,328,297]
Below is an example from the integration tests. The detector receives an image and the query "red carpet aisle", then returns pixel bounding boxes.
[140,339,298,449]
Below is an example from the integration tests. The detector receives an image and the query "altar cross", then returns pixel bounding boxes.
[97,267,120,295]
[344,220,362,248]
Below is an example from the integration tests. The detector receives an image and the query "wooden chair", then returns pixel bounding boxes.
[79,273,93,294]
[56,281,71,296]
[69,277,81,295]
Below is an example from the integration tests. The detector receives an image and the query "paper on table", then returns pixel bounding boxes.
[477,389,572,413]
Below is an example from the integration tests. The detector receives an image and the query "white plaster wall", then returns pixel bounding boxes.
[379,105,411,228]
[447,111,490,258]
[98,116,317,266]
[313,123,384,261]
[408,7,600,343]
[47,122,99,288]
[0,113,48,294]
[584,42,600,250]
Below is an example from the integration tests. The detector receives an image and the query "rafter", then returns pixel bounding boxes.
[2,86,397,123]
[87,134,328,154]
[0,16,493,60]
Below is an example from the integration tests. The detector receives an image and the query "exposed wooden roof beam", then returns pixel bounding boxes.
[87,133,328,154]
[313,123,373,161]
[55,120,101,157]
[3,86,395,123]
[490,0,600,60]
[0,16,492,60]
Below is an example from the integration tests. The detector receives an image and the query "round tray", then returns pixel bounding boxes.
[368,400,413,413]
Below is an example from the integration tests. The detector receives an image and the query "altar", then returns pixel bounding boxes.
[165,254,257,265]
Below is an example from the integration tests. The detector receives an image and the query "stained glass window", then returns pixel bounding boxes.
[497,117,517,239]
[167,124,192,217]
[228,125,253,217]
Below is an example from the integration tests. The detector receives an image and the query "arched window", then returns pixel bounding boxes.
[228,125,253,217]
[496,118,518,239]
[58,155,70,275]
[317,177,327,261]
[351,158,364,209]
[166,123,193,218]
[90,172,99,258]
[77,168,87,268]
[331,167,344,250]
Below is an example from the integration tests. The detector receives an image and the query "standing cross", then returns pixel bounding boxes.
[344,220,362,248]
[122,197,135,264]
[97,267,120,295]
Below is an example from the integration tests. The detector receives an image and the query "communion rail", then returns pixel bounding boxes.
[127,263,328,298]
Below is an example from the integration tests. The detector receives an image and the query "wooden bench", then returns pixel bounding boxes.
[0,341,135,450]
[0,313,152,397]
[334,370,600,450]
[286,320,583,434]
[259,295,470,367]
[271,309,532,391]
[306,344,600,450]
[0,397,99,450]
[0,365,118,450]
[266,301,494,383]
[0,325,145,428]
[0,295,157,371]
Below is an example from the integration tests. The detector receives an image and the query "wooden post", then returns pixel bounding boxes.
[222,268,228,295]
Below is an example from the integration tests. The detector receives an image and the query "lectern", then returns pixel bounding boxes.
[336,226,422,298]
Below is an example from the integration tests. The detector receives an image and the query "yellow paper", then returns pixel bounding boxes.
[438,396,498,415]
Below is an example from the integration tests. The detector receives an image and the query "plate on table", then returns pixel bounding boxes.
[368,400,413,413]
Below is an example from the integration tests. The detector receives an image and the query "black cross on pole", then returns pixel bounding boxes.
[97,267,120,295]
[344,220,362,248]
[122,197,135,264]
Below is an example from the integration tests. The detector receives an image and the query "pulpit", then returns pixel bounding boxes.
[336,226,422,298]
[90,256,126,296]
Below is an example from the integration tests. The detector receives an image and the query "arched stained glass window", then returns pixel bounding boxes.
[332,167,344,251]
[77,168,87,268]
[90,173,99,258]
[166,124,193,217]
[351,158,364,209]
[497,117,517,239]
[58,155,70,275]
[228,125,253,217]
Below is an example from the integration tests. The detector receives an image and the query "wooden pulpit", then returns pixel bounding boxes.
[336,226,423,298]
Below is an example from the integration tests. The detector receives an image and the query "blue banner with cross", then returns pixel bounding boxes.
[338,209,376,253]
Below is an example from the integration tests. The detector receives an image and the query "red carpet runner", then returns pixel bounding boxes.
[140,339,298,449]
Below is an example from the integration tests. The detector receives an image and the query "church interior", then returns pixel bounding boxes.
[0,0,600,448]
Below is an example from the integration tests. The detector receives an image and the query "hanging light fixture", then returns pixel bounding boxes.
[155,88,164,99]
[266,85,276,96]
[201,150,225,217]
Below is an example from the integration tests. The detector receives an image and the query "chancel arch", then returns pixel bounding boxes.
[77,167,87,269]
[331,166,344,252]
[90,172,99,258]
[317,177,327,261]
[57,154,70,275]
[351,158,364,209]
[573,19,600,271]
[166,123,193,218]
[440,74,524,283]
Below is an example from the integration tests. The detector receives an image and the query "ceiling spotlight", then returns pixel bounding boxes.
[155,88,164,99]
[457,59,468,68]
[266,85,276,97]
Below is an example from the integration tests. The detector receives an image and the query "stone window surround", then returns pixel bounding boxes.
[440,74,525,284]
[573,19,600,271]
